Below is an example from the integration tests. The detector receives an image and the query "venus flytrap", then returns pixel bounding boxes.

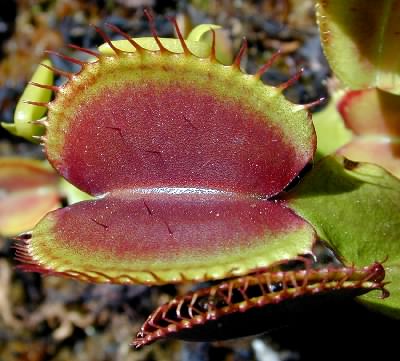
[3,11,400,348]
[14,13,317,285]
[314,0,400,178]
[308,0,400,318]
[316,0,400,95]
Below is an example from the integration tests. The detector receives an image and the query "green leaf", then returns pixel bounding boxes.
[59,178,92,205]
[316,0,400,94]
[285,155,400,317]
[313,90,352,160]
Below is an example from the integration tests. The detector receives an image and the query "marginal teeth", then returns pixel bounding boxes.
[133,263,388,347]
[40,62,74,79]
[277,68,304,90]
[23,100,49,108]
[29,117,49,127]
[232,39,248,70]
[92,25,122,56]
[32,135,47,142]
[67,44,100,58]
[104,23,145,53]
[253,49,282,80]
[44,49,87,66]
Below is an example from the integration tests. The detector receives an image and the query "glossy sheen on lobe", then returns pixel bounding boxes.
[58,83,302,197]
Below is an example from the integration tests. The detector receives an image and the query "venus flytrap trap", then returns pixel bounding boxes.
[314,0,400,178]
[134,261,388,347]
[301,0,400,320]
[3,10,400,349]
[316,0,400,95]
[14,12,319,285]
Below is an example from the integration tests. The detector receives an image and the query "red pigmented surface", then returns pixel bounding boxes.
[338,88,400,137]
[58,83,303,197]
[337,89,364,129]
[51,193,303,263]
